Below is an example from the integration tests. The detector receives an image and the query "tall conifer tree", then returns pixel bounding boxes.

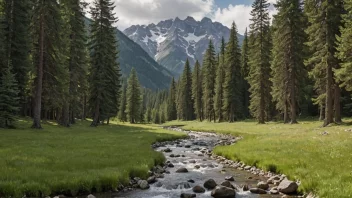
[248,0,272,124]
[89,0,121,126]
[126,68,141,124]
[214,37,225,122]
[177,59,194,120]
[336,0,352,92]
[118,83,127,122]
[192,60,203,121]
[305,0,343,126]
[271,0,307,124]
[241,28,250,118]
[223,22,242,122]
[202,41,216,121]
[167,78,177,121]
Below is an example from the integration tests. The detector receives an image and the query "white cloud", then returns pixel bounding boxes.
[85,0,278,35]
[213,1,278,34]
[85,0,214,30]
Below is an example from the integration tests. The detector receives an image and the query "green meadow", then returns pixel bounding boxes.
[0,119,185,197]
[164,119,352,198]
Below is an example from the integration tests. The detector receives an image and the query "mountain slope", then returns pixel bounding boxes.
[85,18,172,90]
[124,17,244,76]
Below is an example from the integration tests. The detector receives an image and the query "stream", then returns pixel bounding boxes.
[96,127,285,198]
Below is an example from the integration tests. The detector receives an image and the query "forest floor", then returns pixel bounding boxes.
[0,118,185,197]
[164,119,352,198]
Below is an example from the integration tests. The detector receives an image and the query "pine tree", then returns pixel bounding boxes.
[126,68,141,124]
[336,0,352,92]
[241,28,250,118]
[4,0,31,116]
[177,59,194,120]
[0,0,5,74]
[214,37,225,122]
[144,107,152,123]
[202,41,216,121]
[61,0,89,126]
[271,0,307,124]
[0,66,19,128]
[166,78,177,121]
[222,22,242,122]
[248,0,272,124]
[89,0,121,126]
[118,84,127,122]
[305,0,343,126]
[31,0,65,129]
[192,60,203,121]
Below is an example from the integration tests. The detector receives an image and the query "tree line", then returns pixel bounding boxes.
[138,0,352,126]
[1,0,352,128]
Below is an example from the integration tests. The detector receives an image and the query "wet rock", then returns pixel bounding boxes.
[180,193,196,198]
[278,180,298,194]
[194,165,201,169]
[176,167,189,173]
[242,184,249,191]
[249,188,267,194]
[170,154,175,158]
[270,188,279,194]
[138,180,150,189]
[267,175,280,184]
[188,179,195,183]
[193,185,206,193]
[207,164,215,168]
[164,148,172,153]
[189,160,196,163]
[147,176,156,184]
[155,182,163,187]
[220,181,234,189]
[204,179,217,189]
[168,163,174,168]
[257,181,269,190]
[225,176,235,181]
[244,166,252,170]
[87,195,96,198]
[211,186,236,198]
[185,145,191,148]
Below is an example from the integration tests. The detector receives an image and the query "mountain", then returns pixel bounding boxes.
[123,16,244,76]
[85,18,172,90]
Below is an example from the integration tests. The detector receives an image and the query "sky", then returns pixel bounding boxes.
[85,0,278,35]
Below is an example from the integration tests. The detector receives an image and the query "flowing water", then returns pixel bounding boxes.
[93,128,282,198]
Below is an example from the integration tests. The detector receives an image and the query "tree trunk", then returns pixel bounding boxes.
[91,102,100,127]
[334,84,342,123]
[82,94,87,120]
[284,102,289,123]
[324,65,334,127]
[61,102,70,127]
[259,85,265,124]
[107,117,110,125]
[32,9,44,129]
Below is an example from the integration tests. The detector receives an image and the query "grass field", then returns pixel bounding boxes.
[164,119,352,198]
[0,119,185,197]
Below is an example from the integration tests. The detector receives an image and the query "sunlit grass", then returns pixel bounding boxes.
[0,118,185,197]
[164,119,352,198]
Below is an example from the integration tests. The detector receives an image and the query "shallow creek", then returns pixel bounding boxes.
[94,127,282,198]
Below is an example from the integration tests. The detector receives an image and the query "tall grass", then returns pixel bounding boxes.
[165,119,352,198]
[0,119,185,197]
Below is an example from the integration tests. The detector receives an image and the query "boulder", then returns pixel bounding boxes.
[204,179,217,189]
[168,163,175,168]
[211,186,236,198]
[249,188,267,194]
[176,167,189,173]
[225,176,235,181]
[257,181,269,190]
[220,181,234,189]
[180,193,196,198]
[242,184,249,191]
[138,180,150,189]
[278,180,298,194]
[147,176,156,184]
[193,185,206,193]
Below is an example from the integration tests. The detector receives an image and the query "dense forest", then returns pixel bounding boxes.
[0,0,352,128]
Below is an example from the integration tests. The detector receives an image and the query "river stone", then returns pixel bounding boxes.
[257,181,269,190]
[249,188,267,194]
[87,195,96,198]
[193,185,206,193]
[181,193,196,198]
[194,165,201,169]
[168,163,174,168]
[147,176,156,184]
[155,182,163,187]
[189,160,196,163]
[185,145,191,148]
[164,148,172,153]
[220,181,234,189]
[179,182,191,189]
[211,186,236,198]
[204,179,217,189]
[188,179,195,183]
[242,184,249,191]
[278,180,298,194]
[270,189,279,194]
[176,167,189,173]
[225,176,235,181]
[138,180,150,189]
[267,175,280,184]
